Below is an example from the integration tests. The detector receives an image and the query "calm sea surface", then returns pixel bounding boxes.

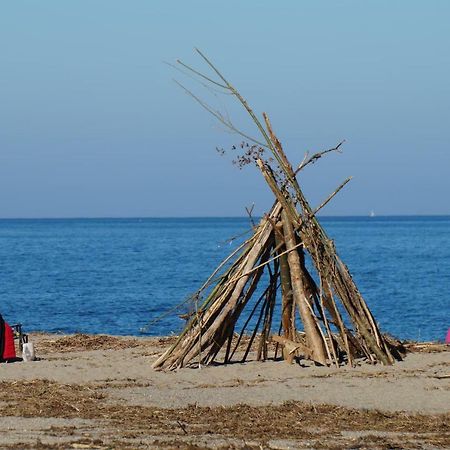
[0,217,449,342]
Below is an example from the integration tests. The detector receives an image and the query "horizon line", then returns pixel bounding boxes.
[0,214,449,220]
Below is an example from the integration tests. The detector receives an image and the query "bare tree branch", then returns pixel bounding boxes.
[174,79,268,148]
[177,58,229,89]
[296,141,345,174]
[310,177,352,217]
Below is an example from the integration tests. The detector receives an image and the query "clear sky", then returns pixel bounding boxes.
[1,1,449,217]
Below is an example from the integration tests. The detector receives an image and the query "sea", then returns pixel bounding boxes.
[0,216,449,342]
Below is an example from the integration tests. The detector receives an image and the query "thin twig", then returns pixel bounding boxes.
[296,141,345,173]
[174,80,268,148]
[310,177,352,217]
[177,58,228,89]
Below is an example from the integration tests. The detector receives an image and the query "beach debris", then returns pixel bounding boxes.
[0,314,18,362]
[153,50,403,370]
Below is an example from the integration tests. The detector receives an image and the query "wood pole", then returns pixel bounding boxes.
[281,210,328,365]
[274,222,295,363]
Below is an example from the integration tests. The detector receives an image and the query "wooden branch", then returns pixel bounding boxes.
[274,222,295,363]
[271,335,315,361]
[310,177,352,217]
[245,203,256,228]
[296,141,345,173]
[176,58,229,89]
[281,210,328,366]
[174,80,268,148]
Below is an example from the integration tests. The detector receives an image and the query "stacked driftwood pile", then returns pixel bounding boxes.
[153,50,402,370]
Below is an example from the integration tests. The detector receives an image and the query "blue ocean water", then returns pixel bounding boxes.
[0,217,448,342]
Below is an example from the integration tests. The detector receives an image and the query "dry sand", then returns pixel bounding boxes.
[0,333,448,449]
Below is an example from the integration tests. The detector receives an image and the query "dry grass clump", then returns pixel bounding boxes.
[144,402,450,440]
[33,333,179,354]
[35,334,147,353]
[0,380,105,418]
[1,379,449,449]
[404,342,449,353]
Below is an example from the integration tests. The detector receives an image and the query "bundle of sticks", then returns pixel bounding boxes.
[153,50,402,370]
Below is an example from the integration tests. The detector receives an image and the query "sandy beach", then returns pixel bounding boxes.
[0,333,448,449]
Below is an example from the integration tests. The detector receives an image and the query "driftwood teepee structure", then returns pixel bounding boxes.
[153,50,402,370]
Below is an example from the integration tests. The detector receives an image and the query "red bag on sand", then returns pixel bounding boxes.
[0,314,17,361]
[3,323,16,360]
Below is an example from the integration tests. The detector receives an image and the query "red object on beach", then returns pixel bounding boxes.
[2,322,16,359]
[446,328,450,344]
[0,314,17,361]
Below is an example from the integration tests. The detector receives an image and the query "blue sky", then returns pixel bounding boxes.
[1,1,449,217]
